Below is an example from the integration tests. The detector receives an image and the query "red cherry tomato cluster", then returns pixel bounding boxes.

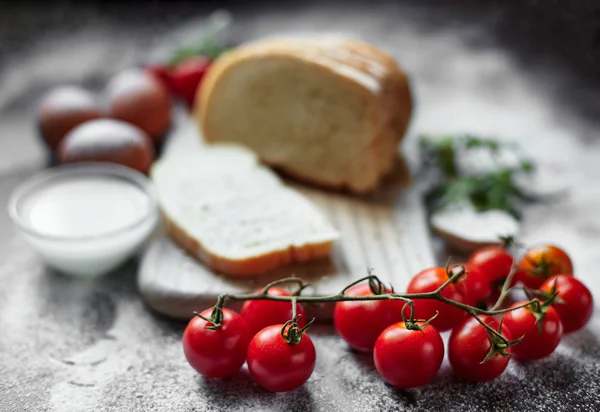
[146,56,212,110]
[182,243,594,392]
[183,287,315,392]
[459,244,592,367]
[468,244,592,336]
[334,264,511,387]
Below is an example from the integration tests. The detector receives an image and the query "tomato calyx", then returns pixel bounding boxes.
[481,318,521,364]
[401,300,439,334]
[499,234,523,250]
[446,261,468,284]
[281,314,316,345]
[524,253,556,281]
[523,288,560,334]
[194,296,227,330]
[280,296,315,345]
[193,306,223,330]
[499,235,514,248]
[527,278,565,305]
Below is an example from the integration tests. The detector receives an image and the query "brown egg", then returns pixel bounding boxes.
[58,119,155,174]
[106,69,171,143]
[38,86,104,150]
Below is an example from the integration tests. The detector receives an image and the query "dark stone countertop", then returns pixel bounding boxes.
[1,1,600,411]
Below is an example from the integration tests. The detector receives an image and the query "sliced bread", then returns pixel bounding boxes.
[196,37,412,194]
[151,143,339,276]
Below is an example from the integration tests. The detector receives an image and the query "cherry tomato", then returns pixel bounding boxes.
[468,246,514,285]
[405,267,468,331]
[515,245,573,289]
[451,263,491,307]
[170,56,212,108]
[241,287,306,335]
[334,283,405,351]
[503,301,563,361]
[182,308,252,378]
[540,275,593,334]
[374,322,444,389]
[449,316,512,382]
[247,324,316,392]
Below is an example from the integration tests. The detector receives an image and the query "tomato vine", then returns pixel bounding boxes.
[194,264,531,360]
[184,243,591,389]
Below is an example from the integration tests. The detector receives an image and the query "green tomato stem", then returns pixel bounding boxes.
[489,264,518,312]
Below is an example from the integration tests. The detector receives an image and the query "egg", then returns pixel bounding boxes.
[58,119,155,174]
[106,69,171,143]
[38,86,104,150]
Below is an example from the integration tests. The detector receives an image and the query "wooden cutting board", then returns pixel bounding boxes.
[137,117,434,320]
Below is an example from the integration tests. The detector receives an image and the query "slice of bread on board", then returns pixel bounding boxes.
[196,36,412,194]
[151,143,339,277]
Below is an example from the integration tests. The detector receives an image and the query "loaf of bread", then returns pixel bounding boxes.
[151,143,339,276]
[196,37,412,194]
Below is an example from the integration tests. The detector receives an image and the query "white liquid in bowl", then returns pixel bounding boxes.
[10,165,158,277]
[24,178,150,238]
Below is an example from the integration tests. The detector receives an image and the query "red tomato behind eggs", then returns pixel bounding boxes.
[145,63,174,92]
[170,56,212,109]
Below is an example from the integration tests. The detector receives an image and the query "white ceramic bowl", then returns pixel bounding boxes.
[8,163,158,278]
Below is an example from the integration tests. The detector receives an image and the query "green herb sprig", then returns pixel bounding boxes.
[421,134,534,219]
[167,10,232,65]
[168,38,228,65]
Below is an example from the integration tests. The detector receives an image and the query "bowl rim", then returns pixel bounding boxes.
[8,162,158,242]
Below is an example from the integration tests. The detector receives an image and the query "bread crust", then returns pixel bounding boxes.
[196,37,412,194]
[161,208,335,277]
